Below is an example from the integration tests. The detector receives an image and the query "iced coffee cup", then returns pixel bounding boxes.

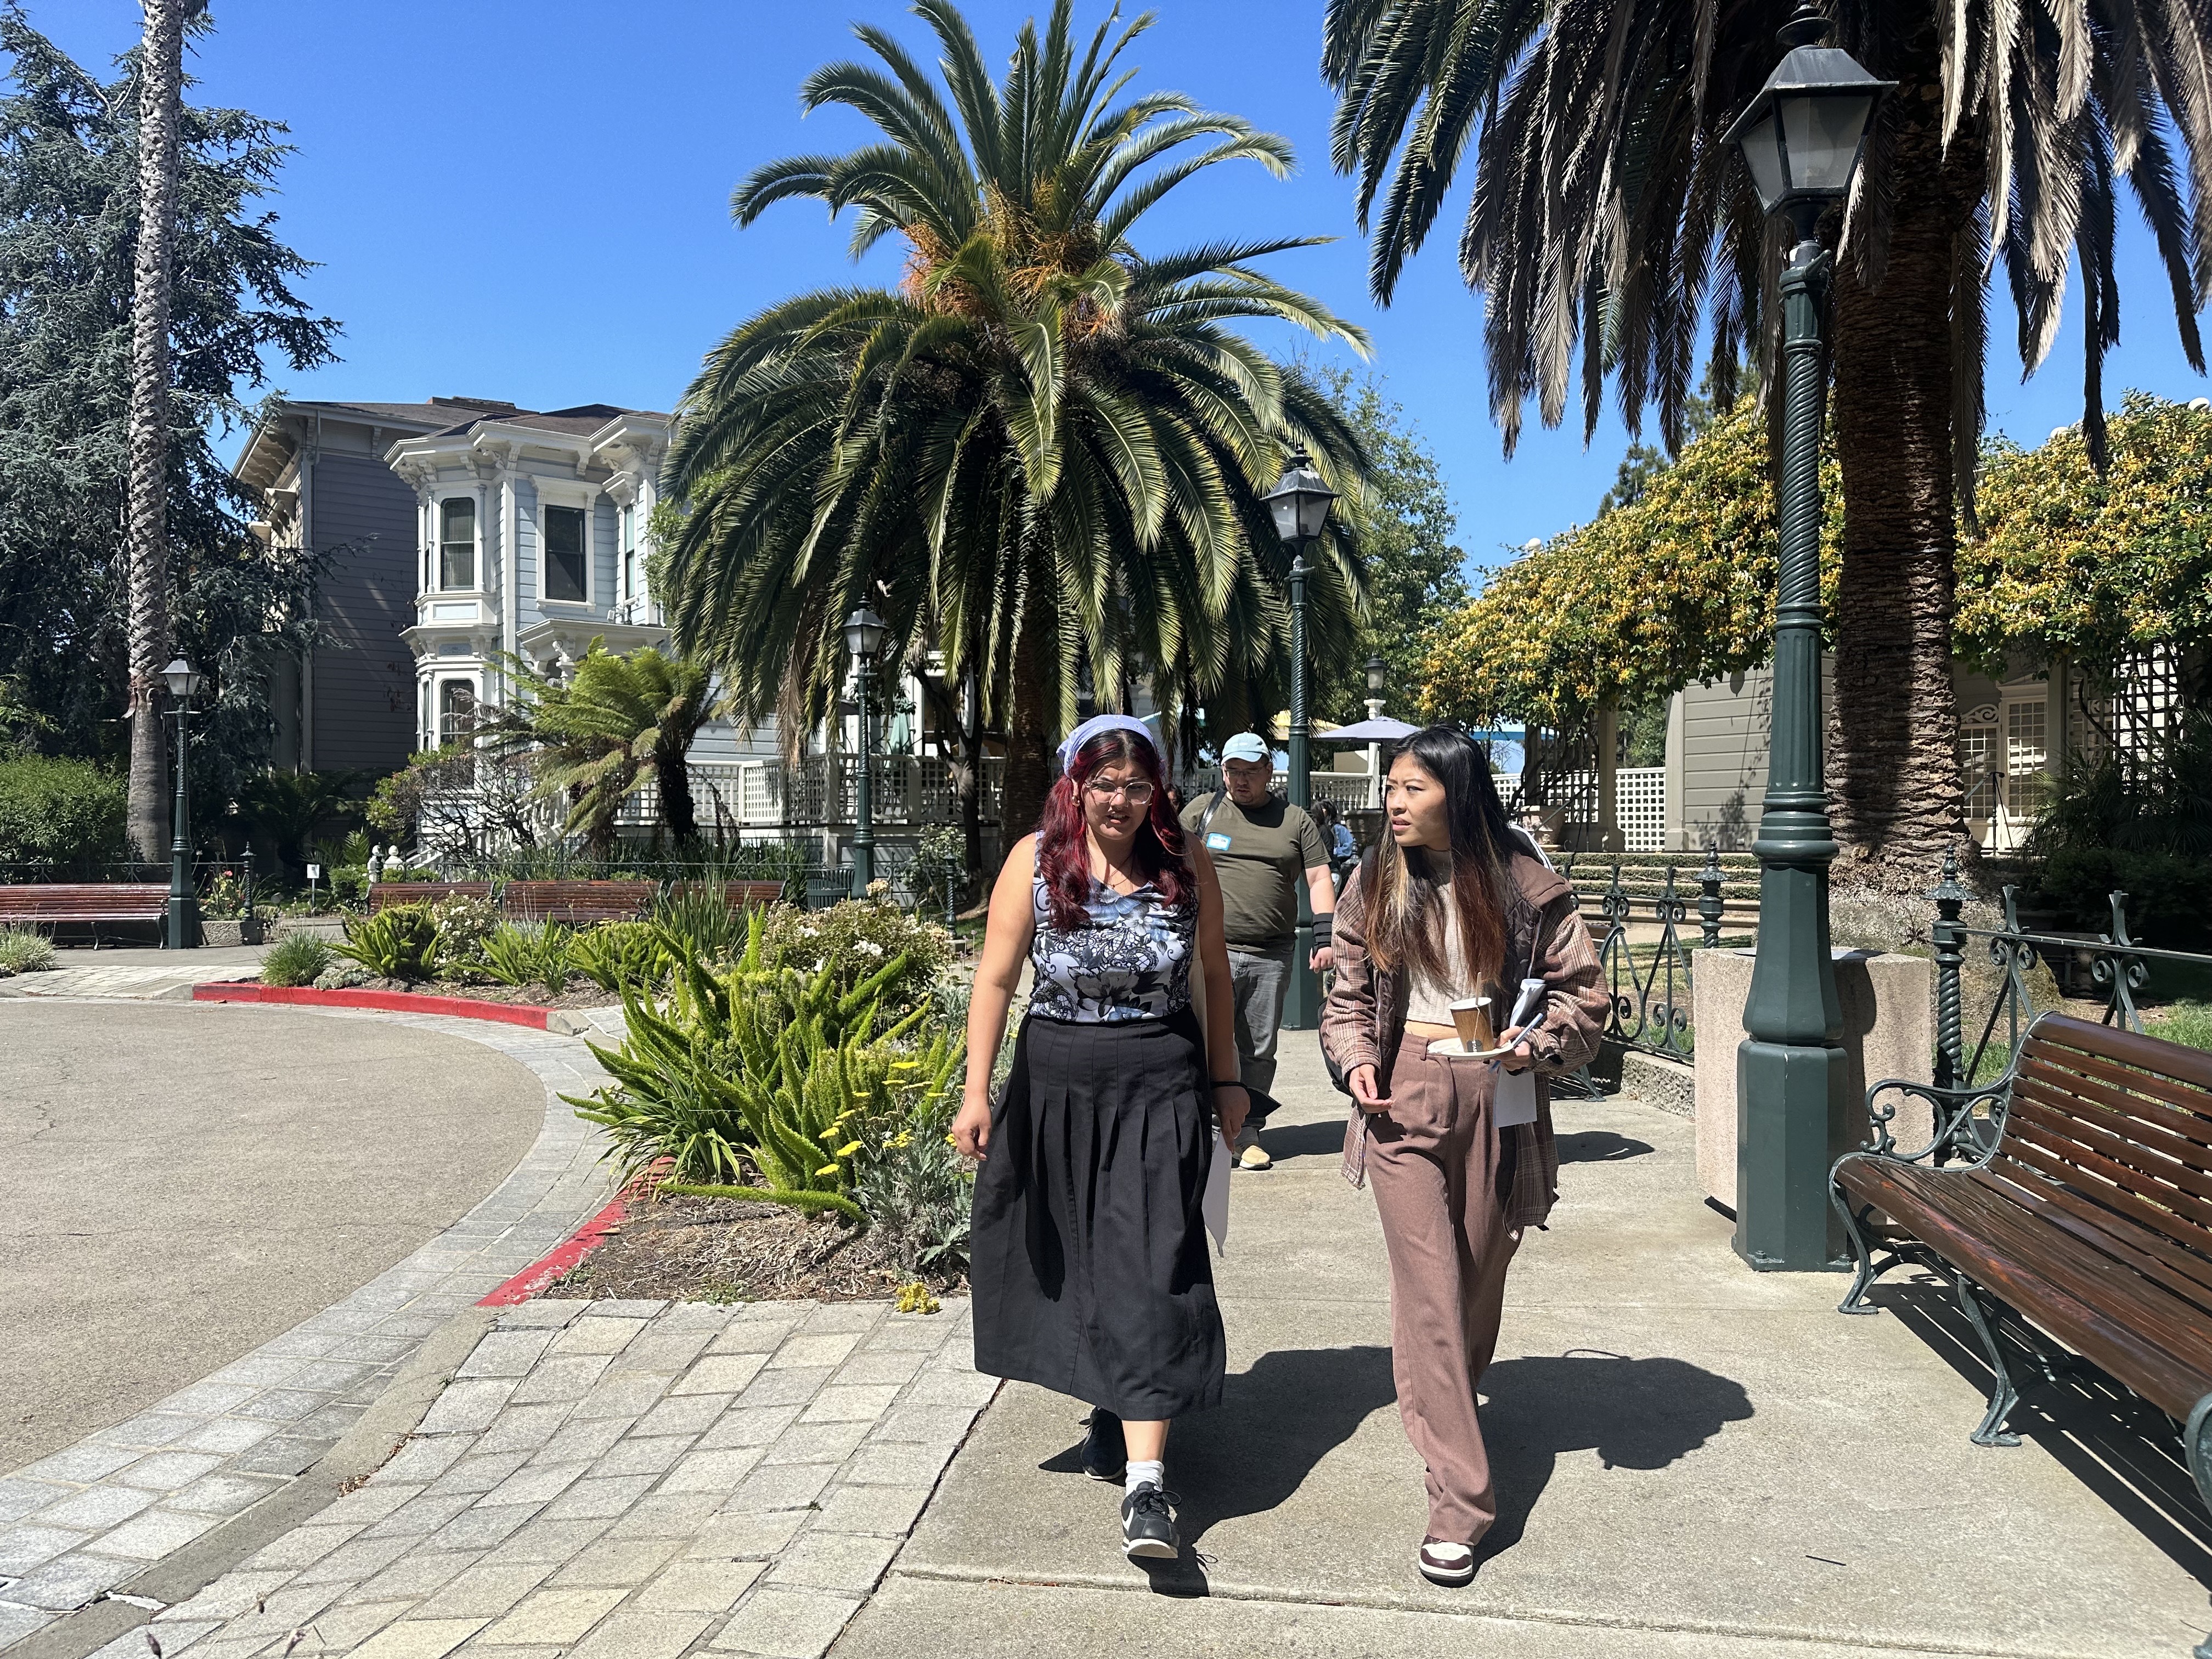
[1449,995,1494,1052]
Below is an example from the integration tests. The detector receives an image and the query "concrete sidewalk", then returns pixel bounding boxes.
[842,1032,2212,1659]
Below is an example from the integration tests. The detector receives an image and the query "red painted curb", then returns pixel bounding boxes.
[477,1198,629,1306]
[191,983,552,1029]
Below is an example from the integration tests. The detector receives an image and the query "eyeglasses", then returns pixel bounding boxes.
[1085,778,1155,805]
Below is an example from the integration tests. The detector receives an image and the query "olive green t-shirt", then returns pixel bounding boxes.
[1181,792,1328,950]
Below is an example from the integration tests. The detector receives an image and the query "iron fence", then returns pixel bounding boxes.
[1557,849,1762,1060]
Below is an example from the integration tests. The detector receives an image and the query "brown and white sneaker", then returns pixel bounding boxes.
[1418,1537,1475,1587]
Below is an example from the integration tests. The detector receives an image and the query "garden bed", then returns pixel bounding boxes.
[545,1187,967,1305]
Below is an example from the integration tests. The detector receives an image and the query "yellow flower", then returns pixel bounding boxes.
[834,1141,862,1159]
[816,1164,841,1178]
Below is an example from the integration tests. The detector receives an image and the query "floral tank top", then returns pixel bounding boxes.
[1029,874,1195,1023]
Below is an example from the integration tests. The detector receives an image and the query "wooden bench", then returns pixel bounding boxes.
[500,880,655,925]
[1833,1012,2212,1509]
[0,883,170,947]
[663,880,789,911]
[368,881,494,913]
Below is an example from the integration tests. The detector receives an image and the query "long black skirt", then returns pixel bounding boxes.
[970,1006,1226,1420]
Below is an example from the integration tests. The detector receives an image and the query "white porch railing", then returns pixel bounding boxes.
[617,755,1007,831]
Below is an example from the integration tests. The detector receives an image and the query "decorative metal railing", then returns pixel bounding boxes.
[1558,848,1756,1059]
[1928,848,2212,1096]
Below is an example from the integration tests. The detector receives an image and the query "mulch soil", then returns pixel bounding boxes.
[344,977,619,1011]
[548,1188,968,1305]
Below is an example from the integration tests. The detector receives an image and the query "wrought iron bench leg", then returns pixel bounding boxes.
[1955,1276,2022,1447]
[1830,1169,1885,1316]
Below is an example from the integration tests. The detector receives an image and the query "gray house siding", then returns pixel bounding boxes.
[309,453,417,776]
[1666,659,1836,851]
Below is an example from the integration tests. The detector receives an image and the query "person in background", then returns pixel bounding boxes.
[1312,797,1359,890]
[1180,732,1335,1171]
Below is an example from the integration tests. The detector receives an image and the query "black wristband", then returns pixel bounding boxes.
[1210,1079,1246,1090]
[1311,914,1335,944]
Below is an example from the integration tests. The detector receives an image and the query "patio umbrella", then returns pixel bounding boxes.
[1316,716,1419,742]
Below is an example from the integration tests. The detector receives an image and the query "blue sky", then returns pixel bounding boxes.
[35,0,2212,571]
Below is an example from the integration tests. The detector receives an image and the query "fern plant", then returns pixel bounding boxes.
[331,904,441,981]
[569,920,670,994]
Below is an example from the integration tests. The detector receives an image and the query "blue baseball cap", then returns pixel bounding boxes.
[1220,733,1271,764]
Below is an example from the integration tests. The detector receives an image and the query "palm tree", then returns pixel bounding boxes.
[1324,0,2211,890]
[235,769,357,880]
[479,645,716,859]
[664,0,1372,842]
[123,0,198,867]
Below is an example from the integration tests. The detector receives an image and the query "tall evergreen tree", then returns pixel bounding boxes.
[0,10,337,825]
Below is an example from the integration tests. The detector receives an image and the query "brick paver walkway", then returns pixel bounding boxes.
[0,1014,616,1651]
[125,1297,988,1659]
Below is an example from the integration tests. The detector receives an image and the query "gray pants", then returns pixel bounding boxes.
[1226,942,1294,1115]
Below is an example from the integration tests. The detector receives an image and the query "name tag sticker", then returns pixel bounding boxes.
[1205,832,1232,851]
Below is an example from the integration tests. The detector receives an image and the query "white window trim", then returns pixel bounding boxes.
[534,487,598,607]
[436,495,482,595]
[436,674,481,750]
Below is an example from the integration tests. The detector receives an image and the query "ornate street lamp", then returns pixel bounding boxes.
[1261,448,1338,1029]
[844,605,885,899]
[1722,4,1890,1271]
[161,657,207,950]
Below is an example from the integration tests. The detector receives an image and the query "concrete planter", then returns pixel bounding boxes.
[268,915,347,941]
[198,917,266,947]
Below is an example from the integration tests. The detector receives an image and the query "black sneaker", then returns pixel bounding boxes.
[1120,1482,1179,1561]
[1080,1409,1125,1482]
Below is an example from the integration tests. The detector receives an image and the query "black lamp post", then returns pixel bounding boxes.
[844,605,885,899]
[162,657,207,950]
[1261,448,1337,1030]
[1721,3,1890,1271]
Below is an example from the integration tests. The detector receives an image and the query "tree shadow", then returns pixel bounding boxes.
[1555,1130,1654,1163]
[1875,1278,2212,1587]
[1052,1345,1753,1595]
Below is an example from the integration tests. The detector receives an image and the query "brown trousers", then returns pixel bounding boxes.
[1365,1030,1519,1543]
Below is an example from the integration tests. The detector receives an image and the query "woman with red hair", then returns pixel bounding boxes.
[954,713,1246,1565]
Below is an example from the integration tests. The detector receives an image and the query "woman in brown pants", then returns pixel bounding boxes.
[1320,726,1606,1586]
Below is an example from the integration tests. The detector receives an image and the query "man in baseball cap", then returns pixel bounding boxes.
[1180,733,1336,1170]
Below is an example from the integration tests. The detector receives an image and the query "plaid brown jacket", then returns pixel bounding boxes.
[1320,851,1608,1229]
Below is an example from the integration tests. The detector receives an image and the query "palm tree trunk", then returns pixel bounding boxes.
[1829,19,1978,895]
[124,0,191,870]
[998,591,1055,854]
[658,742,698,845]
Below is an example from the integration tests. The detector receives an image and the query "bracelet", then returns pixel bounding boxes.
[1209,1079,1246,1091]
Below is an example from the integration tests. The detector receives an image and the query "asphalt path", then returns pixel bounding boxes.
[0,1002,543,1472]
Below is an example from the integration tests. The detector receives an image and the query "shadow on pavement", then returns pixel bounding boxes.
[1255,1118,1349,1163]
[1879,1279,2212,1586]
[1555,1130,1655,1163]
[1475,1351,1755,1565]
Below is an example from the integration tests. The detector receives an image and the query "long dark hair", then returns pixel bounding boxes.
[1035,730,1190,929]
[1365,726,1520,985]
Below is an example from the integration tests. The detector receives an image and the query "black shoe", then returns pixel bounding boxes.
[1120,1482,1180,1561]
[1080,1409,1125,1481]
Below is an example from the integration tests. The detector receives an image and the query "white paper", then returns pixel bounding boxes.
[1203,1132,1231,1254]
[1491,978,1547,1127]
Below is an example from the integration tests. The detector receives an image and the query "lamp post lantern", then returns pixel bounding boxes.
[1364,654,1389,809]
[1261,448,1337,1030]
[1722,4,1890,1271]
[161,657,207,950]
[844,606,885,899]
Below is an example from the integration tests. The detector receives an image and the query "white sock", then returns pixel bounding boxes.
[1125,1458,1164,1496]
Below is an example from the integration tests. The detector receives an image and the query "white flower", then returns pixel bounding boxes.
[855,940,884,958]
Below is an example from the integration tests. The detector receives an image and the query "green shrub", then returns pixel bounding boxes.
[650,887,747,963]
[260,932,332,988]
[0,926,57,975]
[0,757,127,875]
[568,916,963,1214]
[2037,847,2212,948]
[474,922,574,995]
[332,904,442,981]
[848,1084,972,1275]
[428,893,499,961]
[758,898,950,1013]
[570,921,669,994]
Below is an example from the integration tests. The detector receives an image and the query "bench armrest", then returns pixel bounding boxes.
[1860,1075,2011,1165]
